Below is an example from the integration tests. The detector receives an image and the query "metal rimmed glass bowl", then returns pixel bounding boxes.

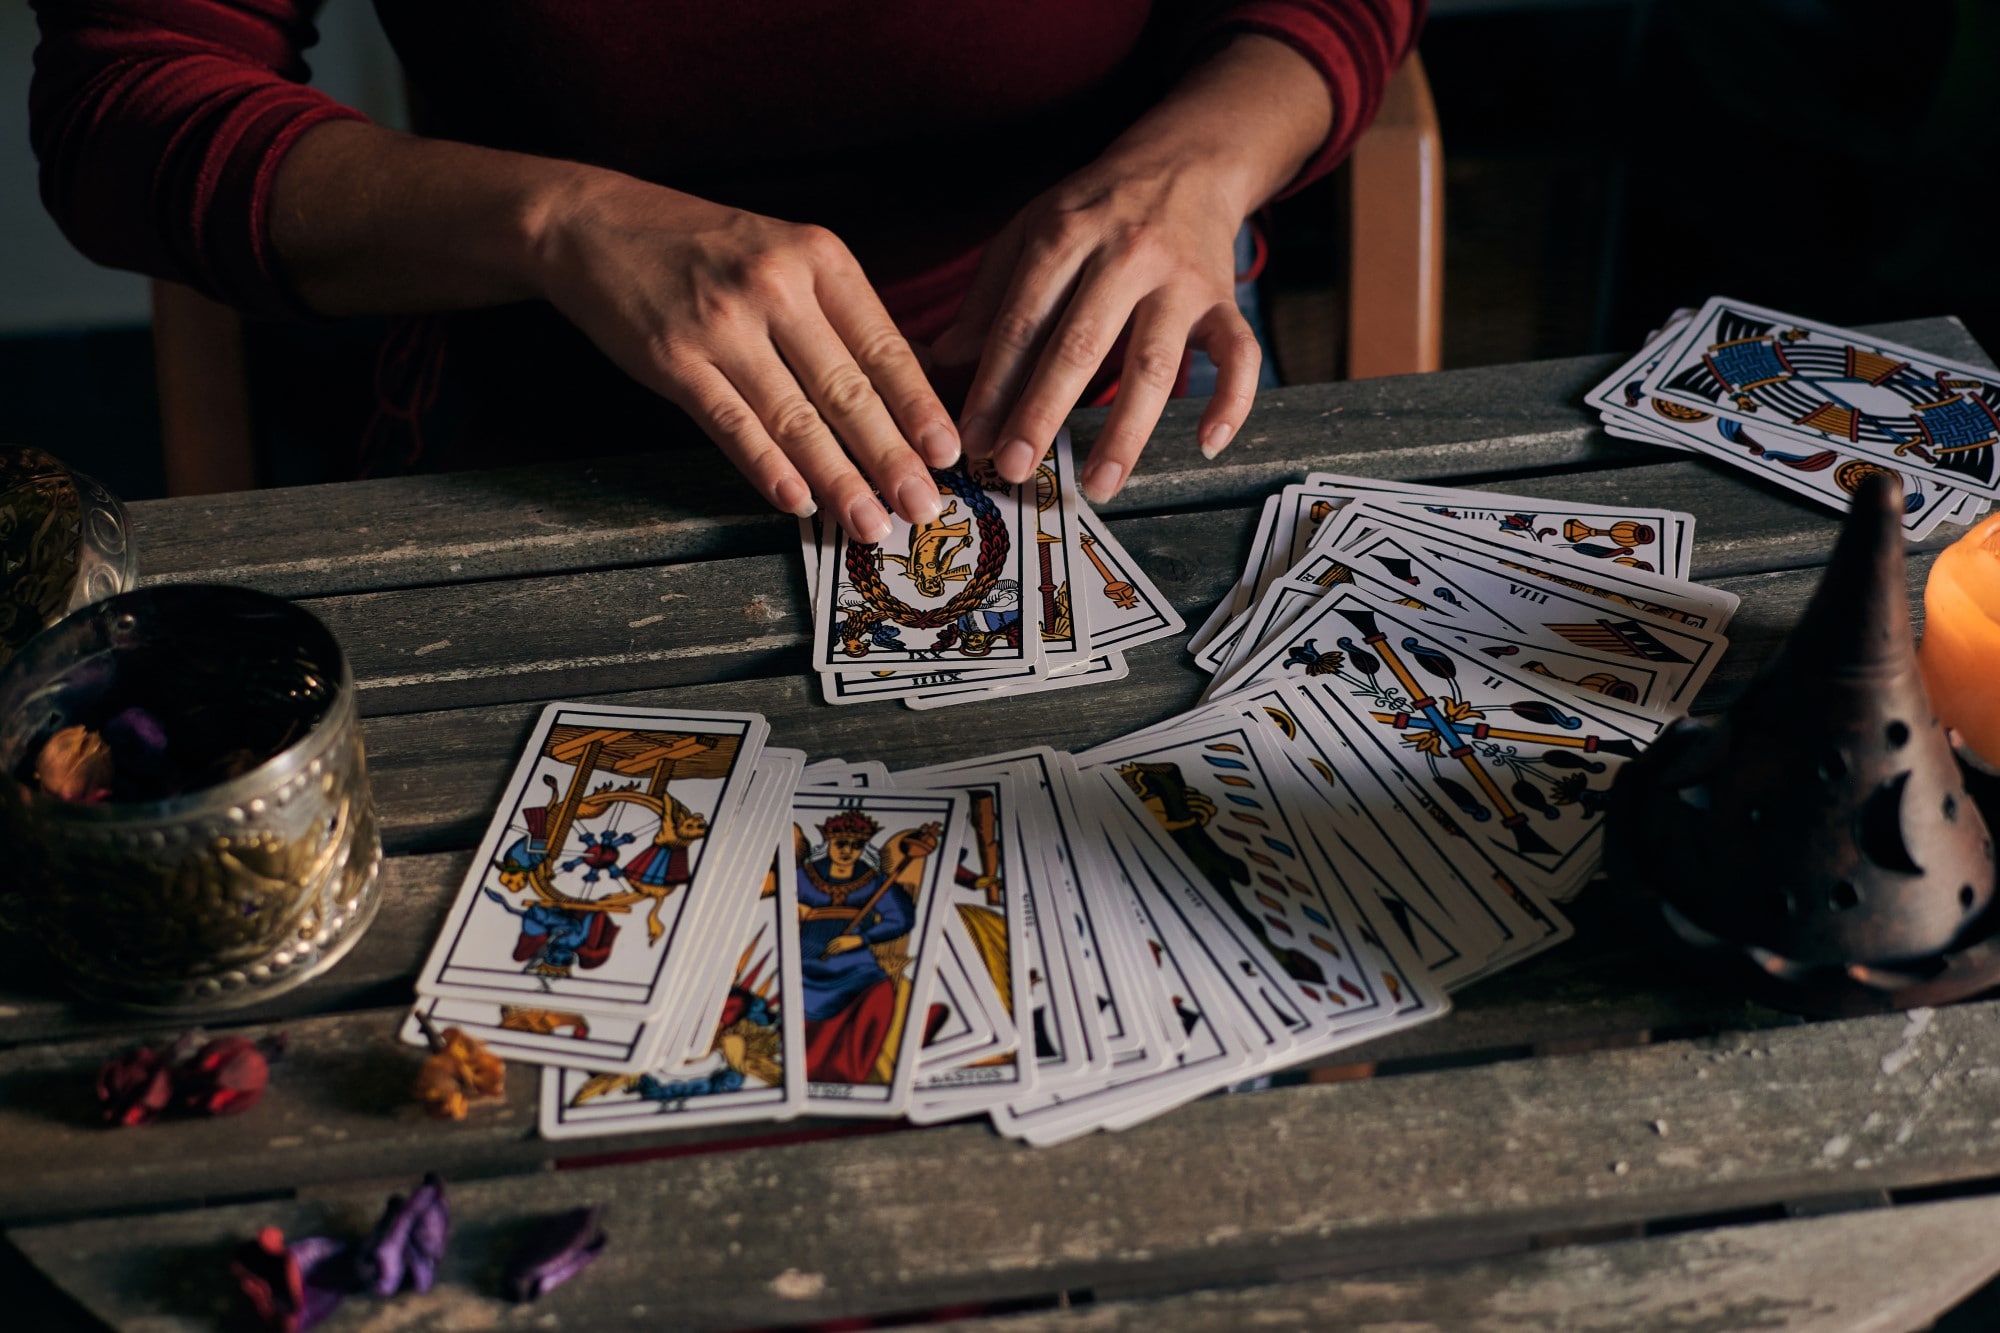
[0,585,383,1013]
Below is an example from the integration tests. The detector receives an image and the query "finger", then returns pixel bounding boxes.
[814,261,961,469]
[1078,291,1197,504]
[770,296,945,526]
[956,230,1090,462]
[665,358,818,519]
[1189,302,1262,460]
[720,346,897,544]
[930,214,1026,369]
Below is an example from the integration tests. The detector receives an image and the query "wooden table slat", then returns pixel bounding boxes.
[125,318,1988,601]
[911,1196,2000,1333]
[12,1001,2000,1330]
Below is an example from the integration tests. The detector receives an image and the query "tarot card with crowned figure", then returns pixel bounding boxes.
[811,462,1039,675]
[787,787,967,1117]
[414,703,769,1017]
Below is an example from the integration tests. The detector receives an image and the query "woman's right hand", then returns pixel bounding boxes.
[528,170,960,541]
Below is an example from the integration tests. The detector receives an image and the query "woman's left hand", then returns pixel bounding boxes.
[929,33,1335,507]
[930,151,1258,506]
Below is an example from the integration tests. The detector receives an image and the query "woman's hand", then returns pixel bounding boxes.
[530,172,961,541]
[932,154,1258,505]
[931,34,1335,506]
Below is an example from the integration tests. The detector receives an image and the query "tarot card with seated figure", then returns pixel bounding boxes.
[413,703,768,1017]
[786,786,967,1117]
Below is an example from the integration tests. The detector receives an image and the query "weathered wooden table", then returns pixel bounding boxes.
[10,321,2000,1331]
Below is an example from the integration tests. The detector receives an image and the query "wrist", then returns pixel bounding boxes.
[514,159,651,299]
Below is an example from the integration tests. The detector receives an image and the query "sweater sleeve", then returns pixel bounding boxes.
[29,0,370,317]
[1193,0,1427,198]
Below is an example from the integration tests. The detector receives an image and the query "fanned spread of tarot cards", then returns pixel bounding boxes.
[401,322,2000,1143]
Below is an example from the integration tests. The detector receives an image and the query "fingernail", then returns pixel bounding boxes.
[849,496,893,544]
[774,477,816,517]
[894,475,943,525]
[961,413,996,459]
[1200,422,1234,459]
[1080,459,1126,505]
[994,438,1037,484]
[918,425,961,468]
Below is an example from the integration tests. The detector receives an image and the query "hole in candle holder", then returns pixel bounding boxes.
[1886,721,1910,749]
[1962,884,1978,912]
[1830,881,1861,911]
[1818,752,1847,783]
[1859,773,1924,874]
[1945,793,1959,822]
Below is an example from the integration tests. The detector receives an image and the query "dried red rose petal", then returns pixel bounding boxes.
[173,1035,270,1116]
[95,1044,174,1127]
[357,1173,450,1295]
[231,1226,304,1333]
[502,1205,607,1302]
[229,1228,353,1333]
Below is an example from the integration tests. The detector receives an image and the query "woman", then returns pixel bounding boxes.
[31,2,1422,539]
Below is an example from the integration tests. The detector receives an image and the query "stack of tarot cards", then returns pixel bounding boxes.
[1586,295,1998,538]
[802,431,1183,708]
[1183,471,1736,903]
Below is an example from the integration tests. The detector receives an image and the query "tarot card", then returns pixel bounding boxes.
[993,821,1255,1144]
[812,462,1039,678]
[537,815,807,1138]
[1077,717,1404,1031]
[788,786,966,1116]
[1025,430,1091,674]
[657,748,807,1066]
[415,704,768,1016]
[1639,297,2000,501]
[1319,502,1740,634]
[1587,323,1966,538]
[1270,587,1660,901]
[916,912,1010,1069]
[1294,474,1695,578]
[905,650,1129,709]
[1226,503,1732,713]
[1189,495,1280,656]
[402,996,660,1076]
[1072,506,1186,655]
[897,759,1043,1098]
[1087,769,1324,1049]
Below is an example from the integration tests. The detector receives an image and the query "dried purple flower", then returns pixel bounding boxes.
[287,1235,355,1332]
[102,705,170,793]
[501,1205,607,1302]
[95,1043,174,1127]
[356,1173,450,1295]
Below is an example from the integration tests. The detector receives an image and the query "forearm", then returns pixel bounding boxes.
[267,119,592,316]
[1099,33,1335,219]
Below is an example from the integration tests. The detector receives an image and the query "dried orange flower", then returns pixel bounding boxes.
[36,724,113,803]
[413,1020,505,1121]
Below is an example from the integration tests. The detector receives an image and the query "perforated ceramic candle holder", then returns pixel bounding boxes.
[1606,475,2000,1016]
[0,585,383,1012]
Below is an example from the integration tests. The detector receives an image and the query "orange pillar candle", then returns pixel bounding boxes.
[1919,513,2000,764]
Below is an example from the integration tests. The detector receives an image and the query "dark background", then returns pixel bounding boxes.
[3,0,1995,502]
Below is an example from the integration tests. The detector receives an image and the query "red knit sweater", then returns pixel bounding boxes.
[30,1,1421,464]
